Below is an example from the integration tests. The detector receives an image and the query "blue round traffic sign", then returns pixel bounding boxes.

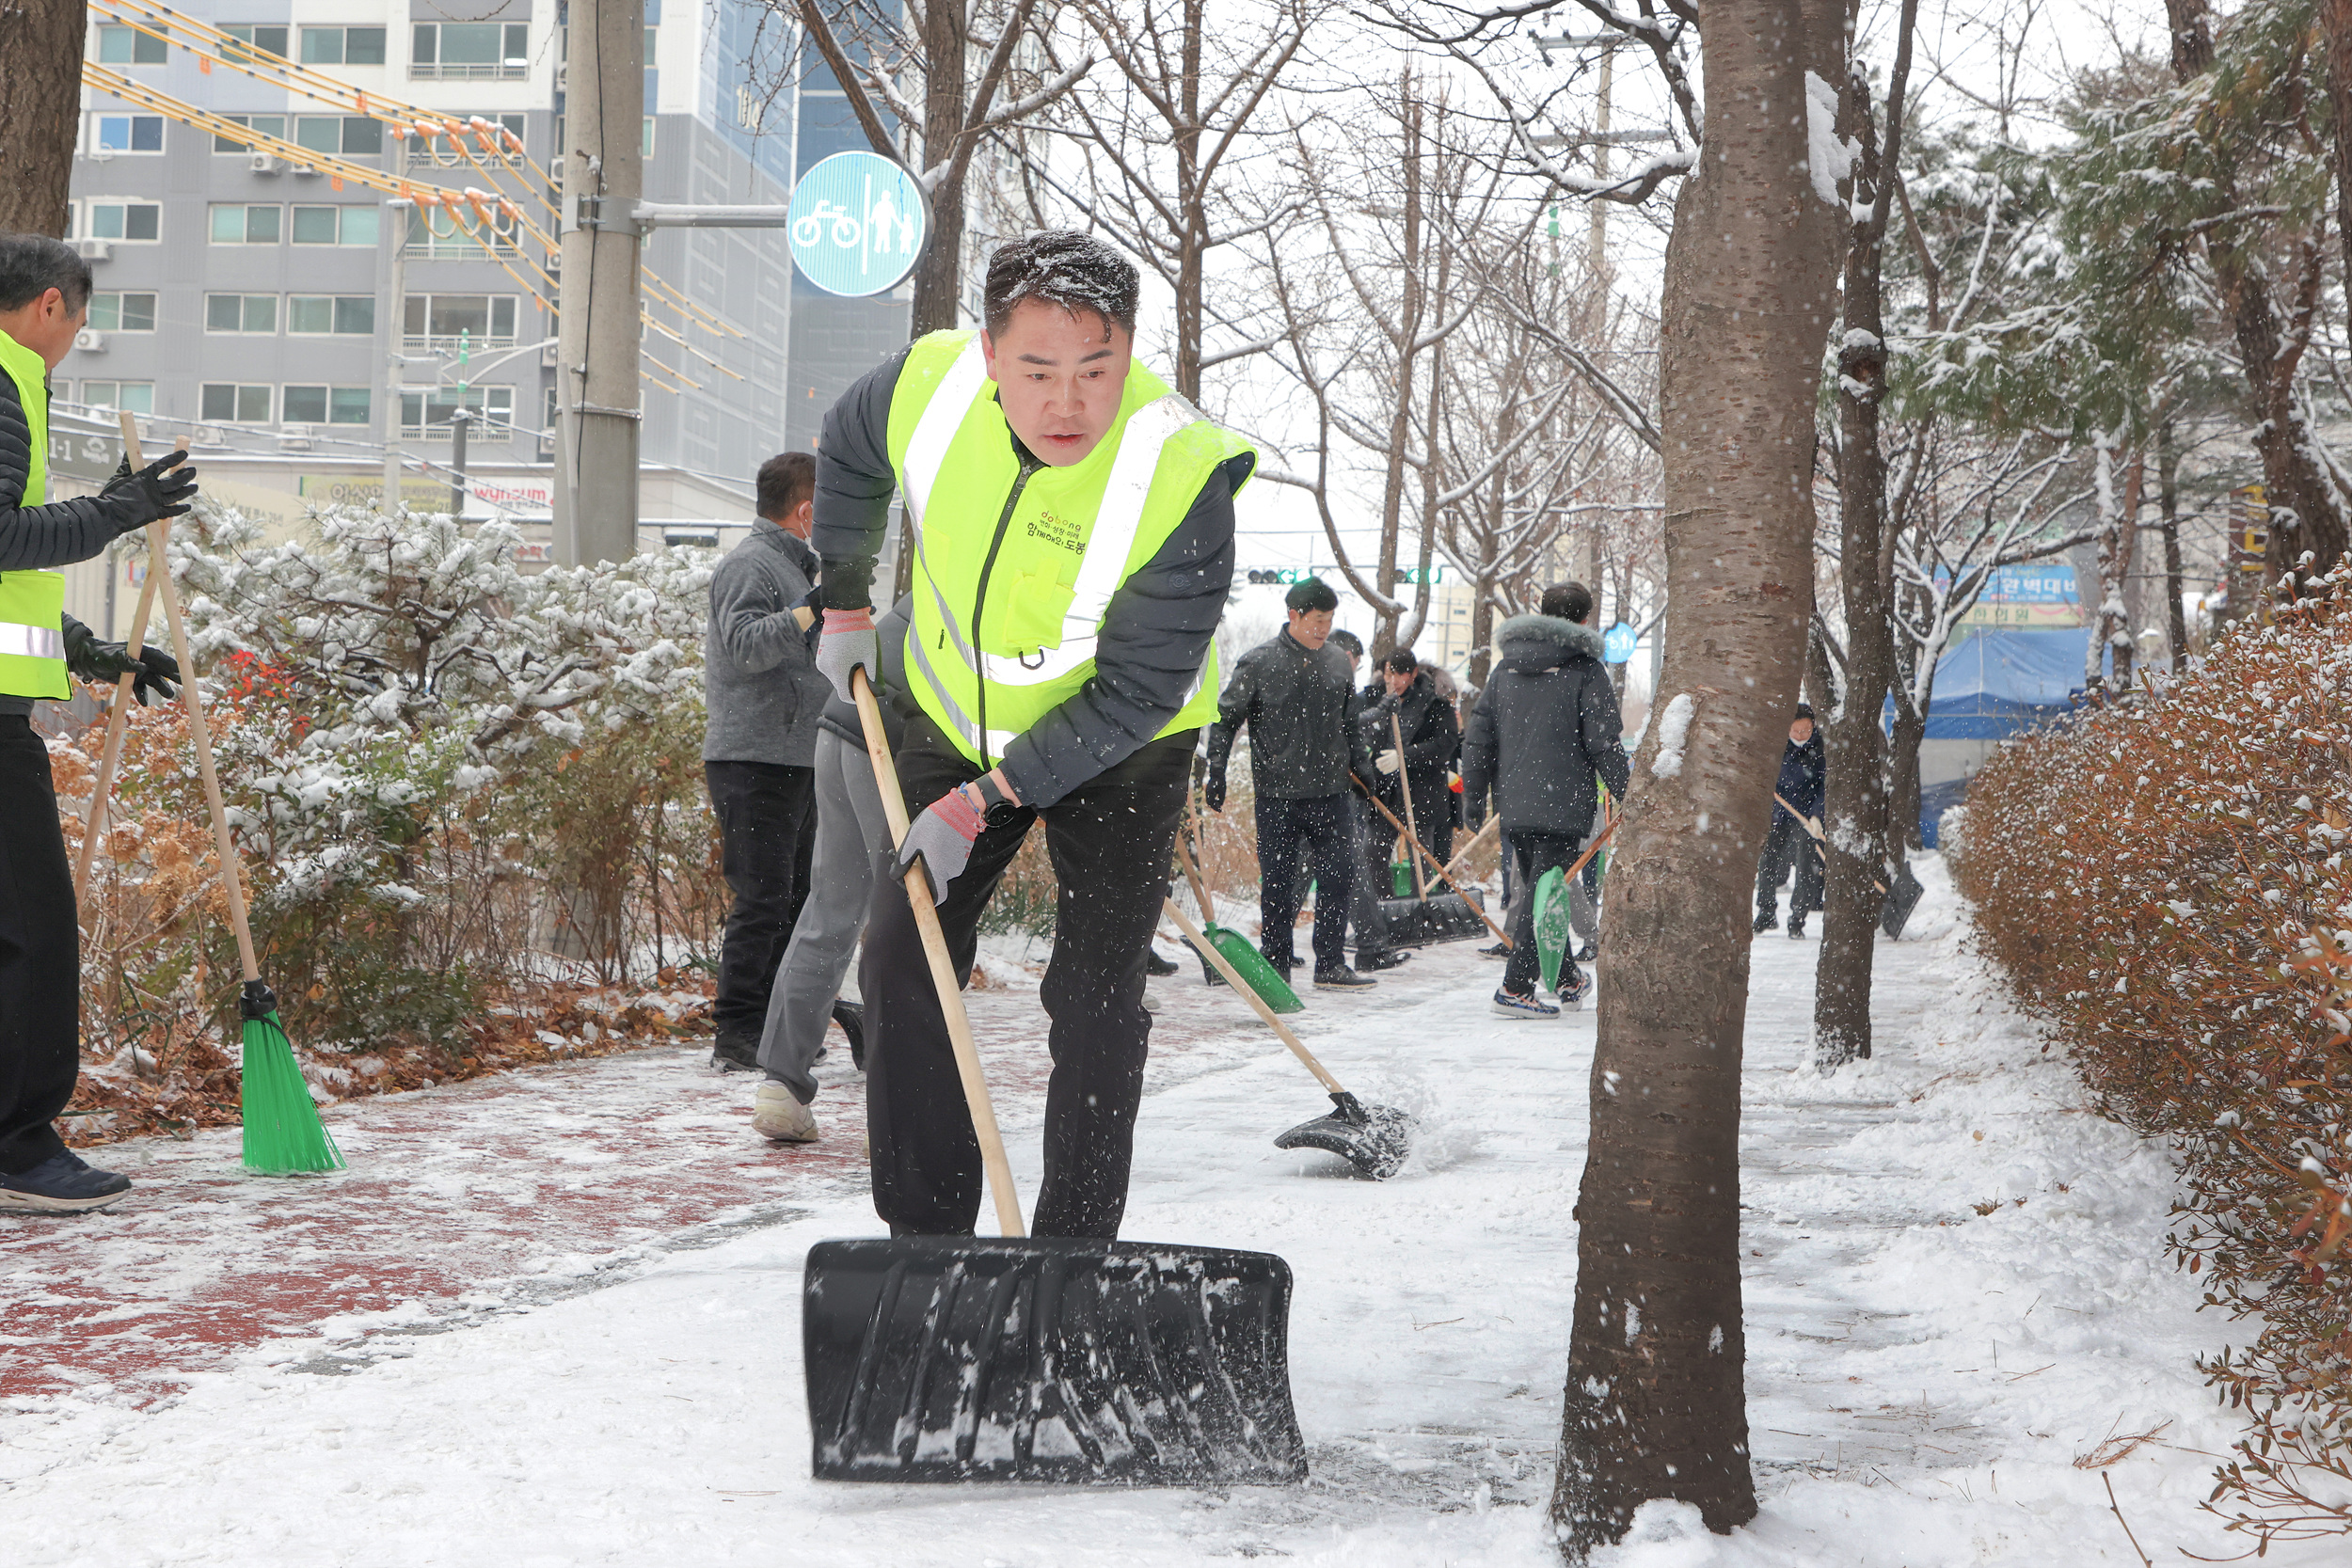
[787,151,930,297]
[1602,622,1637,664]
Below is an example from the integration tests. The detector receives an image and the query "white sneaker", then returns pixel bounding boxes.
[753,1082,819,1143]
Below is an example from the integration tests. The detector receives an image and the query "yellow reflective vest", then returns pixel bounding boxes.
[0,327,67,701]
[888,330,1252,768]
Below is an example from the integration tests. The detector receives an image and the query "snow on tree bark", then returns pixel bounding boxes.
[1549,0,1843,1551]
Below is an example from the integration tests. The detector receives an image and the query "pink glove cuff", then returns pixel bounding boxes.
[822,608,875,633]
[929,788,986,844]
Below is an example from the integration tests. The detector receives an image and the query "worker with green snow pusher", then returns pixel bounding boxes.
[0,233,196,1212]
[810,231,1250,1240]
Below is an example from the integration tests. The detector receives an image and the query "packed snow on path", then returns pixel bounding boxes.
[0,859,2332,1565]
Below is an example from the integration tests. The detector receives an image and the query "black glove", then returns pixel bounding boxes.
[102,449,198,531]
[62,618,181,705]
[1204,770,1227,813]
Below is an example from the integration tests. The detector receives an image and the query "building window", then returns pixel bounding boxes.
[221,24,290,59]
[287,295,376,336]
[293,116,384,157]
[299,26,386,66]
[412,22,529,79]
[404,294,516,350]
[95,24,168,65]
[213,115,289,153]
[400,385,512,436]
[86,293,156,333]
[78,381,154,414]
[209,203,280,244]
[282,386,373,425]
[290,205,380,245]
[204,293,278,334]
[92,115,165,153]
[199,384,274,424]
[84,200,161,241]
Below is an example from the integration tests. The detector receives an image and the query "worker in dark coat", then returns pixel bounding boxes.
[1756,705,1826,937]
[1360,650,1459,869]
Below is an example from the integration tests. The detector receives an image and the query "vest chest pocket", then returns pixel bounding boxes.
[984,563,1080,656]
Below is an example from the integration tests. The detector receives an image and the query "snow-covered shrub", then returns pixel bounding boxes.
[72,503,724,1070]
[1953,562,2352,1545]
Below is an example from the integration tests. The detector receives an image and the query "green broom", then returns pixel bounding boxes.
[121,416,342,1174]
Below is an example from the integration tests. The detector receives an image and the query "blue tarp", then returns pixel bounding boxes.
[1883,626,2100,739]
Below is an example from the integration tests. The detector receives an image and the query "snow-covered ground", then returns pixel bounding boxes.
[0,861,2330,1565]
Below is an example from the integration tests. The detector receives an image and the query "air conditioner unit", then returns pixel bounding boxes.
[73,329,105,354]
[540,340,559,368]
[278,423,314,451]
[249,152,284,175]
[555,67,567,93]
[72,238,112,262]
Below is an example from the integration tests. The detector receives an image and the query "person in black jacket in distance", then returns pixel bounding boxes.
[1324,629,1403,971]
[1362,649,1458,869]
[1459,581,1629,1018]
[1755,705,1826,937]
[1204,578,1378,990]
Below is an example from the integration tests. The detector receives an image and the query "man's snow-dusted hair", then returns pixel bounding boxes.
[983,231,1139,339]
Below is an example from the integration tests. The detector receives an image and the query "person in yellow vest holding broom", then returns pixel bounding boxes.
[0,234,197,1212]
[810,232,1250,1239]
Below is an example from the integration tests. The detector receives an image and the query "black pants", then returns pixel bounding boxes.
[1404,768,1452,870]
[1756,813,1823,921]
[1503,830,1589,996]
[861,718,1195,1240]
[1255,793,1352,974]
[705,760,816,1047]
[0,717,78,1175]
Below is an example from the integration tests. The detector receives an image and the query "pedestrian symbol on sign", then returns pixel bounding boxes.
[787,151,930,298]
[1602,622,1637,664]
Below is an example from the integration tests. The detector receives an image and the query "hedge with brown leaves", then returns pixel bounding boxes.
[1951,571,2352,1548]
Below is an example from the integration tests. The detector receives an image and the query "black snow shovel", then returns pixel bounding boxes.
[1773,793,1927,940]
[1163,899,1413,1180]
[802,670,1309,1487]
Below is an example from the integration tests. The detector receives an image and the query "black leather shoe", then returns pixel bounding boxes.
[1144,948,1179,977]
[710,1034,762,1073]
[830,1001,866,1071]
[1357,949,1410,972]
[1754,912,1779,934]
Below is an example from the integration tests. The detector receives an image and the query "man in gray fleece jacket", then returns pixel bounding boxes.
[703,451,832,1071]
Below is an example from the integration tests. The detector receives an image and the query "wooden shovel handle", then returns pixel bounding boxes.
[851,667,1025,1239]
[121,416,261,985]
[1173,835,1215,924]
[1440,814,1499,882]
[1162,898,1346,1096]
[1390,712,1426,899]
[72,544,164,902]
[1358,784,1513,950]
[1772,792,1885,894]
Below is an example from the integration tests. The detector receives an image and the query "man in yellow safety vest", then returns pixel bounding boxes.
[0,233,197,1212]
[810,231,1251,1239]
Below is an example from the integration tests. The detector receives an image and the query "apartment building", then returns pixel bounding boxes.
[64,0,908,517]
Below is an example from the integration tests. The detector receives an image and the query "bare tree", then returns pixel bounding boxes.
[786,0,1090,333]
[0,0,86,235]
[1025,0,1325,402]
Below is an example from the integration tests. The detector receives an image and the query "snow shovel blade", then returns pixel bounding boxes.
[1272,1091,1412,1180]
[1375,888,1487,947]
[1204,923,1304,1014]
[1880,861,1927,939]
[803,1235,1308,1486]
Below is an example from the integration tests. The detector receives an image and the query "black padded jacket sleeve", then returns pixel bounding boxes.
[0,373,144,571]
[1581,665,1631,803]
[998,458,1243,808]
[811,348,910,613]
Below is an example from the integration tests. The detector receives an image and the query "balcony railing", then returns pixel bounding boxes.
[409,62,527,80]
[404,333,517,354]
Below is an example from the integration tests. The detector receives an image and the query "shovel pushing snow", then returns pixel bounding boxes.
[801,670,1308,1486]
[1162,900,1413,1180]
[1773,794,1927,939]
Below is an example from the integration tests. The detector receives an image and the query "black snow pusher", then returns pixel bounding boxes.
[801,671,1308,1486]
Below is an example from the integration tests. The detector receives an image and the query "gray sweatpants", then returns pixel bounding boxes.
[756,729,893,1102]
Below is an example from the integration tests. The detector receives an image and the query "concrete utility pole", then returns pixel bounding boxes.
[554,0,647,567]
[383,209,412,512]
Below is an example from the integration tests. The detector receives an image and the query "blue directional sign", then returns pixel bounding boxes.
[1602,622,1637,664]
[787,150,929,297]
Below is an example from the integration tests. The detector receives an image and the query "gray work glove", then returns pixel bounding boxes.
[896,786,987,903]
[63,618,182,705]
[102,450,199,533]
[817,607,878,705]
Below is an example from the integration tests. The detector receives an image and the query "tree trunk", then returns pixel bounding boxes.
[2328,0,2352,313]
[907,0,970,336]
[1371,76,1423,660]
[1549,0,1841,1553]
[2160,423,2187,670]
[0,0,86,236]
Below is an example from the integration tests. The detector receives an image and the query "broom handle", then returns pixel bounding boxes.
[1358,784,1513,949]
[120,415,261,985]
[1390,713,1428,899]
[1440,814,1499,882]
[852,667,1025,1239]
[1772,791,1886,894]
[72,539,164,901]
[1162,898,1346,1096]
[1559,815,1619,889]
[1173,835,1216,925]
